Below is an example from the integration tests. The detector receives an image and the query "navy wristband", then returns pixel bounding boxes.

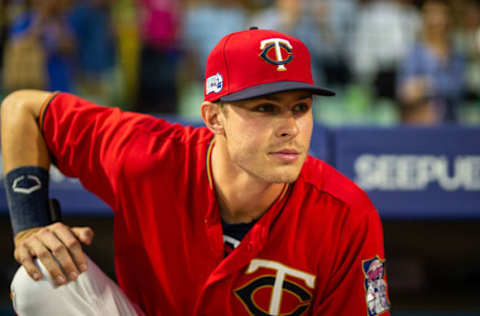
[5,166,52,235]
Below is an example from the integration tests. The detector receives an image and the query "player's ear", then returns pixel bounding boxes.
[201,101,225,135]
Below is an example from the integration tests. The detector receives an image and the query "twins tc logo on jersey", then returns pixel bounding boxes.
[259,38,293,71]
[362,256,390,316]
[235,259,315,316]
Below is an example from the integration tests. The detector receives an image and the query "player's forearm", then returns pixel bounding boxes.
[1,90,53,173]
[2,90,55,238]
[1,91,92,284]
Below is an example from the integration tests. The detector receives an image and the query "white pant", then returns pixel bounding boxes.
[10,255,145,316]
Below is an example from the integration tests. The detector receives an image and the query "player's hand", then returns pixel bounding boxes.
[13,222,94,286]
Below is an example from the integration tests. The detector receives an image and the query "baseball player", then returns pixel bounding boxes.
[2,28,390,315]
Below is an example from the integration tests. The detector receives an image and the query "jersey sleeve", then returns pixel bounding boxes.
[313,207,391,316]
[39,92,177,209]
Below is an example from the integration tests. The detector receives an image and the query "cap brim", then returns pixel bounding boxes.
[219,81,335,102]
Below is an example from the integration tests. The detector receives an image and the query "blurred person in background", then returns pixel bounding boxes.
[350,0,420,101]
[69,0,116,105]
[397,0,466,124]
[3,0,76,93]
[179,0,247,117]
[0,0,8,85]
[454,0,480,108]
[182,0,247,81]
[135,0,181,114]
[109,0,141,109]
[307,0,357,88]
[249,0,303,35]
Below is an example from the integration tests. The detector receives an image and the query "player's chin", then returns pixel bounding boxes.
[266,166,302,183]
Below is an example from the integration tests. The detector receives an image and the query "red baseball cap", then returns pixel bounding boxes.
[204,27,335,102]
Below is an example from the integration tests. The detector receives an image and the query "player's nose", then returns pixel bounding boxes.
[275,113,299,139]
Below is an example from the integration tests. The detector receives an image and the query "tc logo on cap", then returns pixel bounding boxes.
[259,38,293,71]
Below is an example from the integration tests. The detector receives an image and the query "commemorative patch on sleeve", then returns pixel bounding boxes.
[362,256,390,316]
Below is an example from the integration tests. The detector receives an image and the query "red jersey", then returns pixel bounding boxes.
[40,92,390,316]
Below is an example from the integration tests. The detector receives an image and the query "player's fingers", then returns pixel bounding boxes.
[26,236,67,285]
[54,225,89,273]
[14,244,42,281]
[36,227,80,281]
[71,226,94,246]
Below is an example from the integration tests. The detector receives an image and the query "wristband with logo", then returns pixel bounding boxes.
[5,166,53,235]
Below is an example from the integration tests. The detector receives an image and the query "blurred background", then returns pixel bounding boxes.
[0,0,479,125]
[0,0,479,315]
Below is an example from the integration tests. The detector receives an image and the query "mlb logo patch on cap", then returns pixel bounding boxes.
[204,27,335,102]
[206,73,223,95]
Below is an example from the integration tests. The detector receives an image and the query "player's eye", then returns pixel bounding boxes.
[253,103,280,113]
[292,103,310,114]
